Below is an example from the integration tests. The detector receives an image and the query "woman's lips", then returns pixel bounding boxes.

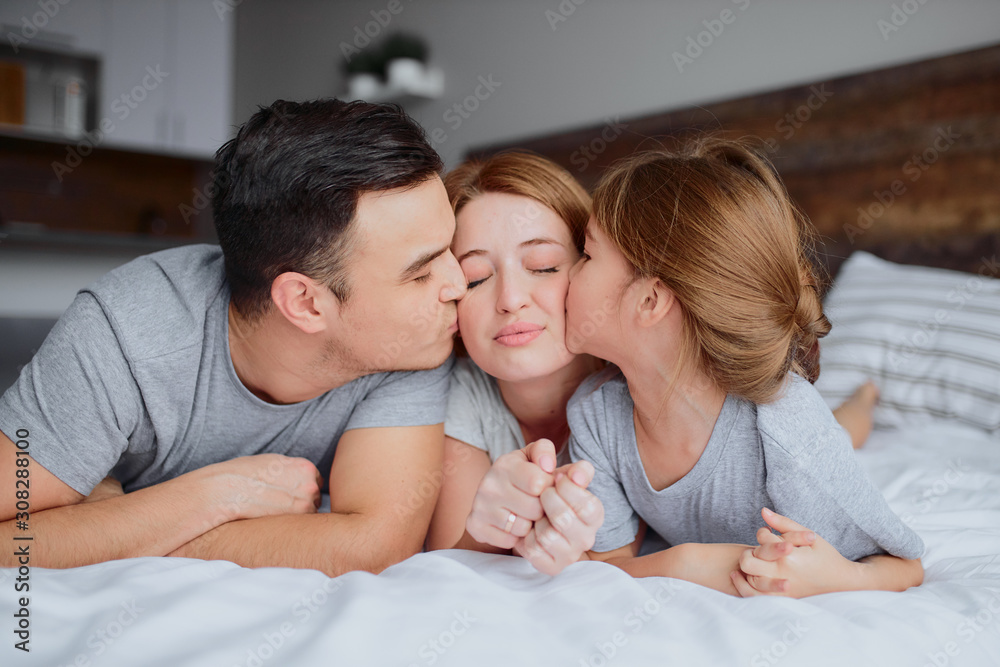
[494,323,543,347]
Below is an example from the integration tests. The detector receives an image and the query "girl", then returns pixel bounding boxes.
[566,137,924,596]
[428,150,897,595]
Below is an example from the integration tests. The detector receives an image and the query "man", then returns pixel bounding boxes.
[0,99,466,576]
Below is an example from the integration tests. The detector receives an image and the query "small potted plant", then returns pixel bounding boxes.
[381,32,430,89]
[343,48,383,100]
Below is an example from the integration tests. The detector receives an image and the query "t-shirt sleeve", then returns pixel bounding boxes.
[344,354,454,431]
[763,424,925,561]
[568,386,640,554]
[443,359,488,451]
[0,292,140,496]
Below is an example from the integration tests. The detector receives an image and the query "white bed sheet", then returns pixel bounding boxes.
[3,422,999,667]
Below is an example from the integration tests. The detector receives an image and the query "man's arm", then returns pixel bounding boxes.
[0,430,322,568]
[169,423,445,576]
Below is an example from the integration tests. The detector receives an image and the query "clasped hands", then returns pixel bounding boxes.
[465,439,604,576]
[466,440,850,595]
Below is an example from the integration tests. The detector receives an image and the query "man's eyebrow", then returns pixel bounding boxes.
[401,246,448,280]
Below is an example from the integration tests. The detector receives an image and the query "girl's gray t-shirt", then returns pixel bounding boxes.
[0,244,452,495]
[568,368,924,561]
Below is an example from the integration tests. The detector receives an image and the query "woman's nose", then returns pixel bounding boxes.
[495,272,530,314]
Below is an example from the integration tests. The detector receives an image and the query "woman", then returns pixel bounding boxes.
[427,150,886,594]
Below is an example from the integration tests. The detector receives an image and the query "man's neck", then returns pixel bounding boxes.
[227,303,356,405]
[496,354,600,450]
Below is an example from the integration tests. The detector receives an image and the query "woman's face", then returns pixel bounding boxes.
[566,218,634,362]
[452,192,579,382]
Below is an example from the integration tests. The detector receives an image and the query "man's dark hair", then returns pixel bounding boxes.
[212,98,443,321]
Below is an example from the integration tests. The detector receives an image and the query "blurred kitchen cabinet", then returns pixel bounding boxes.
[102,0,233,158]
[1,0,233,158]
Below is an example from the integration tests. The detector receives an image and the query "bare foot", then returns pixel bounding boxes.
[832,381,879,449]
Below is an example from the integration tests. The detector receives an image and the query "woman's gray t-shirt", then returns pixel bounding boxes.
[445,357,570,466]
[568,368,924,561]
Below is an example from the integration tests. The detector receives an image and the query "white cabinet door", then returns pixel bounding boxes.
[171,0,234,157]
[0,0,105,54]
[4,0,233,158]
[100,0,172,153]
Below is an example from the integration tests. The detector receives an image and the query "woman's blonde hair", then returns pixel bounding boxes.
[444,150,591,253]
[591,135,830,404]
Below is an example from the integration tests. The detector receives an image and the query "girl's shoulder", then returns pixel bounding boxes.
[567,365,628,414]
[755,373,849,458]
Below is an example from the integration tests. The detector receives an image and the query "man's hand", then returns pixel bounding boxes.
[515,461,604,576]
[81,476,125,504]
[731,508,852,598]
[197,454,322,523]
[465,439,557,550]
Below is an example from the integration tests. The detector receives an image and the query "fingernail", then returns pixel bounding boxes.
[806,532,816,542]
[571,471,586,486]
[541,456,556,473]
[762,507,773,515]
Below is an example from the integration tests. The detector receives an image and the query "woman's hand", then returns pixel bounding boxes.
[465,439,558,550]
[515,461,605,576]
[730,508,856,598]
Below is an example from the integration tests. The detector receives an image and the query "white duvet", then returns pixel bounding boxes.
[3,422,999,667]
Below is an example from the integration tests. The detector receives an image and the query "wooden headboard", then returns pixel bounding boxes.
[467,43,1000,279]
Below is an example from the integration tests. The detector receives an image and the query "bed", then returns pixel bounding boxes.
[4,44,1000,667]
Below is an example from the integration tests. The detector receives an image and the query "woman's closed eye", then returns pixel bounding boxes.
[467,275,490,289]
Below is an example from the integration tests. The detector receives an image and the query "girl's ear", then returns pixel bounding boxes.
[635,278,675,328]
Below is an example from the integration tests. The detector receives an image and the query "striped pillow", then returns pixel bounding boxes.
[815,251,1000,433]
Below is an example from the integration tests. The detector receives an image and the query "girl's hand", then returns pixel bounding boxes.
[730,508,856,598]
[514,462,604,576]
[465,439,557,550]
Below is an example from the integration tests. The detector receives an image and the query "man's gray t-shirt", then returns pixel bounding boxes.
[0,245,452,495]
[568,368,924,561]
[445,357,570,466]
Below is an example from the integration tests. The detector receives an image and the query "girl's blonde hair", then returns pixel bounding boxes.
[444,150,591,253]
[592,135,830,404]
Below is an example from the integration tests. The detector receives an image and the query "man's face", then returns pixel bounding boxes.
[334,176,466,373]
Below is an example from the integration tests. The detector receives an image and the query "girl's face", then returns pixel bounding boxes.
[566,219,635,362]
[452,192,579,382]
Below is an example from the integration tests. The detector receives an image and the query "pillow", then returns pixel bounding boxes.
[814,251,1000,433]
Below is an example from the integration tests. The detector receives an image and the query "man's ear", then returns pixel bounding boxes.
[270,272,335,334]
[635,278,675,328]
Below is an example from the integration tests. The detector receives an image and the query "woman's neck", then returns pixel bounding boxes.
[496,354,600,450]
